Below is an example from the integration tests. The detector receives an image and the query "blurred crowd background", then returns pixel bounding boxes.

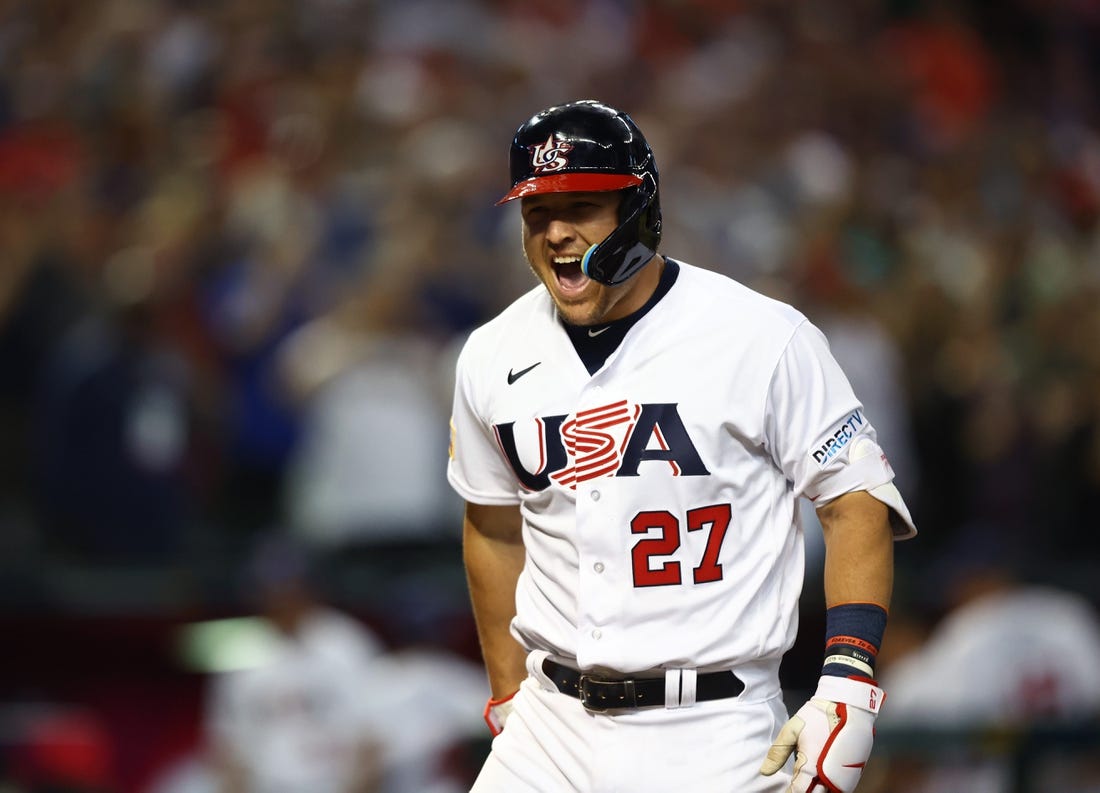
[2,0,1099,791]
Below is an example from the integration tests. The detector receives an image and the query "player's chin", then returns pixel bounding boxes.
[554,297,604,327]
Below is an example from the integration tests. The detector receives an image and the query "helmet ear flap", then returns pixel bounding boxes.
[581,174,661,286]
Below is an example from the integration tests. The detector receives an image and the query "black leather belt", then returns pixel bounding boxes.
[542,659,744,712]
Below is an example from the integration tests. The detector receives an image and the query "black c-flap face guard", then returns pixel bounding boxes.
[580,174,661,286]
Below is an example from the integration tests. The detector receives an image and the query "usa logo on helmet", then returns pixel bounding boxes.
[528,134,573,173]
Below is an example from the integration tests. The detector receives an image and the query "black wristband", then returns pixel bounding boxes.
[822,603,887,679]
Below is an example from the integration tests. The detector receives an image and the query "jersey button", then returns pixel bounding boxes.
[590,490,601,501]
[591,629,602,640]
[593,562,604,573]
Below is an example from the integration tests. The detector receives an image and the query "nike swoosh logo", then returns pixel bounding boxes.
[507,362,541,385]
[588,326,609,337]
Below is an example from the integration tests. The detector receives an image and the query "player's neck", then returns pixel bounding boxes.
[562,257,678,375]
[603,254,664,323]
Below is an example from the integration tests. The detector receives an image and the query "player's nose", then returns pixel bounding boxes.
[544,217,576,246]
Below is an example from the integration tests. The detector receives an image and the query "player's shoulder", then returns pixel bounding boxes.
[671,259,808,332]
[479,283,553,333]
[455,285,555,368]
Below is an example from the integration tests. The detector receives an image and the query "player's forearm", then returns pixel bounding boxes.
[818,490,894,609]
[463,518,528,697]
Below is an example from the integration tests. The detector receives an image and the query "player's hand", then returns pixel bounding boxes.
[483,690,518,736]
[759,676,884,792]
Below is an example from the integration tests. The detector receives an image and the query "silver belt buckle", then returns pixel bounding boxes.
[578,674,636,713]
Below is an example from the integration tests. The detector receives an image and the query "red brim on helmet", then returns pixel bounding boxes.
[496,172,643,205]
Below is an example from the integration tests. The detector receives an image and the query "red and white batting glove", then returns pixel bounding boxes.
[483,690,518,737]
[759,676,885,792]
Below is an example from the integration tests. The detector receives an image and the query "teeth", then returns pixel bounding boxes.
[553,256,582,264]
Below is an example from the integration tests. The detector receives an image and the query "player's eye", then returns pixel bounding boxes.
[522,205,548,222]
[561,202,601,221]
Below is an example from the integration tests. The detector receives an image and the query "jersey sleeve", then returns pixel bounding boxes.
[447,338,522,506]
[764,320,916,539]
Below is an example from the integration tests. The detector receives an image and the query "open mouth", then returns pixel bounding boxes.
[552,255,589,292]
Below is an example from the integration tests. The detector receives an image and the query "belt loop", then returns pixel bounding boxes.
[528,650,555,691]
[664,669,682,709]
[623,678,636,707]
[664,669,698,708]
[679,669,698,707]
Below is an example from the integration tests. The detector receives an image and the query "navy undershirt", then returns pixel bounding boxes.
[562,258,680,375]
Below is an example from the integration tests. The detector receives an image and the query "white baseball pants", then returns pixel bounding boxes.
[471,652,792,793]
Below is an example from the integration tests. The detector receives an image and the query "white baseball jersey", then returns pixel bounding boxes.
[448,259,914,675]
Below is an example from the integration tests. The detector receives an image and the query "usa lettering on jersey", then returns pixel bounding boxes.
[493,400,710,491]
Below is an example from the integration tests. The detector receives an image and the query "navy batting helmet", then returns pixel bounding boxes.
[497,100,661,286]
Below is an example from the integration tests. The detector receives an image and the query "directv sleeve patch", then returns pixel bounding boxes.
[810,410,866,468]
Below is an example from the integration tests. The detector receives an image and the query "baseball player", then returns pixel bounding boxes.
[447,100,916,792]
